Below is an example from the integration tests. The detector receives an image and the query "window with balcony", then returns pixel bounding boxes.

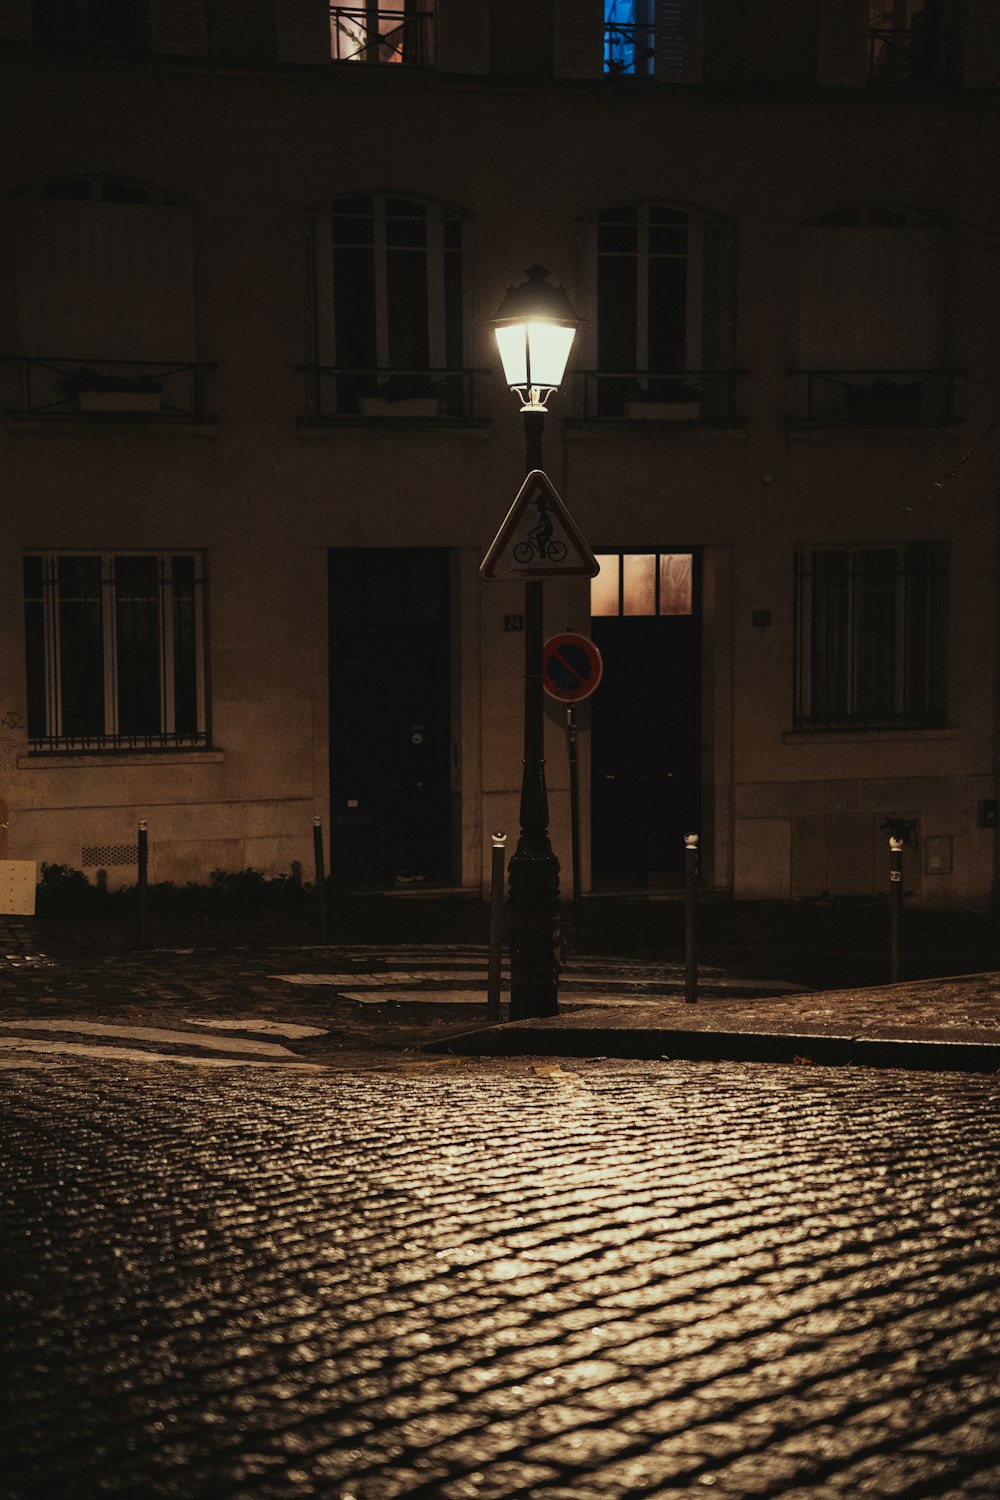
[34,0,142,45]
[329,4,430,63]
[303,193,471,419]
[579,201,736,421]
[0,1,207,53]
[793,544,948,731]
[602,0,700,77]
[8,177,212,419]
[23,552,209,752]
[274,0,489,72]
[867,0,953,83]
[817,0,996,87]
[555,0,701,80]
[795,204,957,424]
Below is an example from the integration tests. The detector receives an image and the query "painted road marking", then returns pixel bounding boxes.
[0,1035,325,1069]
[0,1018,329,1070]
[0,1019,299,1057]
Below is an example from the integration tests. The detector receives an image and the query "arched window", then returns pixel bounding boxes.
[797,202,954,422]
[10,176,203,416]
[307,192,470,418]
[586,200,735,419]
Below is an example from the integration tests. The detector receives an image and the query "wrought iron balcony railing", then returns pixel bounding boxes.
[330,6,432,66]
[869,27,957,84]
[297,365,478,421]
[573,370,745,423]
[791,370,963,426]
[604,21,655,77]
[3,355,216,420]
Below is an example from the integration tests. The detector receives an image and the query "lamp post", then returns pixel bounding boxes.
[491,265,580,1019]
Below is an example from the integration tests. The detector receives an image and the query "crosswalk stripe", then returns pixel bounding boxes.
[0,1035,325,1069]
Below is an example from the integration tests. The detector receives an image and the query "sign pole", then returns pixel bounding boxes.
[566,706,583,939]
[480,457,598,1020]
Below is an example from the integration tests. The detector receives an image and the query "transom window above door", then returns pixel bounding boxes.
[304,193,471,420]
[592,553,693,616]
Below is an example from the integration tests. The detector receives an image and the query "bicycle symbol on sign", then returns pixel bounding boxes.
[513,500,567,563]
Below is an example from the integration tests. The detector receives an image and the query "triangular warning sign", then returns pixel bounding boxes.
[480,470,599,580]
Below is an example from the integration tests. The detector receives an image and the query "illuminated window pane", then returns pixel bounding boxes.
[623,554,656,615]
[659,554,693,615]
[591,556,620,616]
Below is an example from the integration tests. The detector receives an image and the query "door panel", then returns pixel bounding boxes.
[590,552,700,884]
[328,549,451,883]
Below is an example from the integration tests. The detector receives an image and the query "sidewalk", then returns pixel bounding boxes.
[436,970,1000,1074]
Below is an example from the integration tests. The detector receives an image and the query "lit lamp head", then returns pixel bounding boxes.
[491,264,580,412]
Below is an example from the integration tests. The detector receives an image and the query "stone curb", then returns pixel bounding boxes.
[432,1017,1000,1074]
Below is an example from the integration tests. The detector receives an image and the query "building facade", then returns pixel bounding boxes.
[2,0,999,906]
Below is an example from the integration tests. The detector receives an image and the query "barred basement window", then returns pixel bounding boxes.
[793,544,948,732]
[23,551,208,751]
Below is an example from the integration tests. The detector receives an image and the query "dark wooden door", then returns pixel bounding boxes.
[328,549,451,883]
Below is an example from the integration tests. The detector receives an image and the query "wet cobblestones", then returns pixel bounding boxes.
[2,1057,998,1498]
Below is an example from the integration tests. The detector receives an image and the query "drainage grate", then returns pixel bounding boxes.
[82,844,138,868]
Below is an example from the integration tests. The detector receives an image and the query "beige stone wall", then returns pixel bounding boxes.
[1,4,998,904]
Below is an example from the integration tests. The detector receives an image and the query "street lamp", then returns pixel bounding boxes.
[490,265,581,1018]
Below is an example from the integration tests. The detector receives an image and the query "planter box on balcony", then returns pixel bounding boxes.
[358,396,440,417]
[624,400,701,421]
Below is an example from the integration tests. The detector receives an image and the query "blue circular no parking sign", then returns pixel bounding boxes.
[542,633,604,702]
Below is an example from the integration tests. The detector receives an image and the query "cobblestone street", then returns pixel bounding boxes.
[3,1054,998,1499]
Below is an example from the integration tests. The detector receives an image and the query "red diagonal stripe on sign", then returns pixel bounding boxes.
[552,646,590,687]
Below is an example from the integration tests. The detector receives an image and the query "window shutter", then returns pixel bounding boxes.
[963,0,1000,88]
[275,0,330,65]
[817,0,868,86]
[798,225,945,370]
[436,0,490,74]
[148,0,207,56]
[655,0,702,83]
[14,199,196,362]
[0,0,31,40]
[554,0,603,78]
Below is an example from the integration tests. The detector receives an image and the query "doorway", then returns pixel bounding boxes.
[328,548,452,884]
[590,550,701,887]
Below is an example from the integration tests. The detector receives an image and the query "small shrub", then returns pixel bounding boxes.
[36,863,97,916]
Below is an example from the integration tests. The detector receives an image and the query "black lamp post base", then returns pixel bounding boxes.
[508,842,561,1019]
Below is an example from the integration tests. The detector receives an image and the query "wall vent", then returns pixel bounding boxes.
[82,844,138,868]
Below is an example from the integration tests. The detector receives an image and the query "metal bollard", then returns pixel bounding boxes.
[137,819,148,948]
[313,817,328,943]
[684,833,699,1004]
[487,832,507,1024]
[889,836,904,982]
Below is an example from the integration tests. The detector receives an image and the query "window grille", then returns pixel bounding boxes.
[793,544,948,731]
[23,551,208,752]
